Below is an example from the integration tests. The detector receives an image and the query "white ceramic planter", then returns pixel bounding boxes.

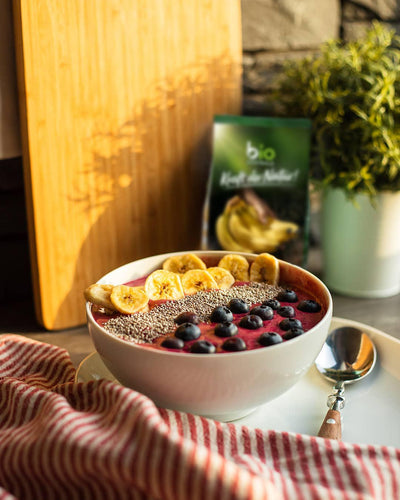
[321,188,400,298]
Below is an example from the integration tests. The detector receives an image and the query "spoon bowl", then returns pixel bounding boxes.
[315,326,376,439]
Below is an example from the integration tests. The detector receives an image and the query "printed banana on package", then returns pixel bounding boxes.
[202,115,312,266]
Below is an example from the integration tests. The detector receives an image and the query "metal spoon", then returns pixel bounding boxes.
[315,326,377,440]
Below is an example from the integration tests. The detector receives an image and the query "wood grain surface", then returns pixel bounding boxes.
[13,0,242,330]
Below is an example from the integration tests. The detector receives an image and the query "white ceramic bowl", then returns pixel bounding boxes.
[86,251,333,421]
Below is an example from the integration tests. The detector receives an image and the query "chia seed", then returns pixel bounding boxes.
[103,282,283,344]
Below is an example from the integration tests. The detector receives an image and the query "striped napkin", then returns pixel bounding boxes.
[0,334,399,500]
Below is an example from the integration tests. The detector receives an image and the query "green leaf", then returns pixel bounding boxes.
[271,21,400,198]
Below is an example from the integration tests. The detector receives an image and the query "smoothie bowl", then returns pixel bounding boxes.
[85,251,333,421]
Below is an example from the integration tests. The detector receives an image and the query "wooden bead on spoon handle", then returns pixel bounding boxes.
[318,409,341,439]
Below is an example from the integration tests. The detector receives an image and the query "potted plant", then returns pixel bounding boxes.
[272,21,400,298]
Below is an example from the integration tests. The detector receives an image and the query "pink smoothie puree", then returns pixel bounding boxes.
[93,258,326,354]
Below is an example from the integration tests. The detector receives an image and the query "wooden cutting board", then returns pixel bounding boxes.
[13,0,242,330]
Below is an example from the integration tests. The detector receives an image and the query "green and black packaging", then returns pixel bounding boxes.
[202,115,312,266]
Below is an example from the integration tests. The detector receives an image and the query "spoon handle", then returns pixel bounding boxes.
[318,382,345,439]
[318,409,341,439]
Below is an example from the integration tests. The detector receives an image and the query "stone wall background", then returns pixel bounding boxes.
[240,0,400,261]
[241,0,400,115]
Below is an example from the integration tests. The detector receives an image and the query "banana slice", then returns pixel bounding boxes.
[207,267,235,289]
[145,270,184,301]
[218,254,250,282]
[110,285,149,314]
[84,284,115,311]
[249,253,280,285]
[162,253,206,274]
[181,269,218,295]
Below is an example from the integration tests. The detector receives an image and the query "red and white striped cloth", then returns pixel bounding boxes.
[0,334,399,500]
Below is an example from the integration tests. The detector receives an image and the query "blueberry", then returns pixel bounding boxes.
[214,321,238,337]
[222,337,247,352]
[174,311,199,325]
[210,306,233,323]
[258,332,283,346]
[283,327,304,340]
[190,340,216,354]
[277,289,298,303]
[297,300,321,313]
[161,337,185,349]
[239,314,263,330]
[262,298,280,310]
[175,323,201,341]
[250,305,274,321]
[279,318,303,331]
[228,298,250,314]
[277,306,295,318]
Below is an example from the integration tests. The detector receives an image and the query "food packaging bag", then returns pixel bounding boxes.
[202,115,312,266]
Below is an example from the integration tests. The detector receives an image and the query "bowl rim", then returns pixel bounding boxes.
[86,250,333,359]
